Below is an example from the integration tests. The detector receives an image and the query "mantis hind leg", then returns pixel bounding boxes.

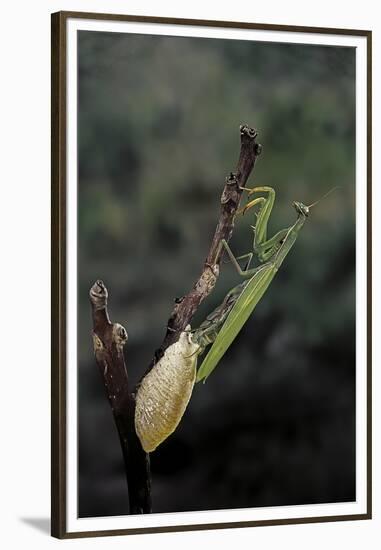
[235,252,254,271]
[219,239,268,278]
[192,280,248,351]
[242,186,276,247]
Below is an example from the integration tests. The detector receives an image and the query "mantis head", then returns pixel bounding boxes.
[292,201,310,217]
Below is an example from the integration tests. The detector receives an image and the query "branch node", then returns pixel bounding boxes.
[112,323,129,350]
[240,123,258,139]
[92,332,105,353]
[90,279,108,310]
[221,173,240,205]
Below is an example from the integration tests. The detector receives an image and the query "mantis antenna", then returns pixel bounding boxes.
[307,186,341,209]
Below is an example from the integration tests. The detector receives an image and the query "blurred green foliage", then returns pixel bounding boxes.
[78,31,355,517]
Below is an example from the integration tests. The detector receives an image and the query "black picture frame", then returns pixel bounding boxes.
[51,10,372,539]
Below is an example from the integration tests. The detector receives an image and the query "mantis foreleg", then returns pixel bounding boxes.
[222,185,294,272]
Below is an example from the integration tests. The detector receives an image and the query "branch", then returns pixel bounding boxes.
[89,124,260,515]
[149,124,261,371]
[89,280,151,514]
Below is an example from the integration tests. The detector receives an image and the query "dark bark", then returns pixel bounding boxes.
[89,280,151,514]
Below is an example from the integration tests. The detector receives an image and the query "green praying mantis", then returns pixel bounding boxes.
[134,182,337,452]
[195,184,337,383]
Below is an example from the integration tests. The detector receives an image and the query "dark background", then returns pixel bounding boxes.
[77,30,356,517]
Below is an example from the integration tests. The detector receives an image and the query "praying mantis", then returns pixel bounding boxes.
[134,183,336,451]
[195,185,335,382]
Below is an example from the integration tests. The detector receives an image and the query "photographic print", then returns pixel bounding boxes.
[51,12,371,538]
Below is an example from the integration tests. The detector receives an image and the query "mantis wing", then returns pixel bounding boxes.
[196,263,276,382]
